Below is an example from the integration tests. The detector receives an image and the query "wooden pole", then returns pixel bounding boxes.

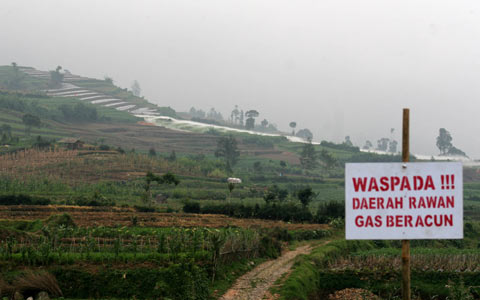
[402,108,411,300]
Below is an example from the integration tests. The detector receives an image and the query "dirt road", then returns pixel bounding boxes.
[219,244,315,300]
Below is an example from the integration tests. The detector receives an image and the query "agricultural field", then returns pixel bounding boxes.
[1,69,480,299]
[0,206,332,299]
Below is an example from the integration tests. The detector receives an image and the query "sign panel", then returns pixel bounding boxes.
[345,162,463,240]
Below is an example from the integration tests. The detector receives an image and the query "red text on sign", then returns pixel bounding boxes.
[352,175,435,192]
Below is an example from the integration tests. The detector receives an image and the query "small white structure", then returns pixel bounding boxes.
[227,177,242,184]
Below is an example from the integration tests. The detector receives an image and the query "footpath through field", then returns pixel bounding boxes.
[220,241,330,300]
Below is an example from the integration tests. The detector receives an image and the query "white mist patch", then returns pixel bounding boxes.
[137,115,318,144]
[137,115,480,165]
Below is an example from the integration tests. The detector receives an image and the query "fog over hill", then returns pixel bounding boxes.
[1,0,480,158]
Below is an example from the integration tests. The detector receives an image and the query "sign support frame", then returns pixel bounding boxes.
[402,108,411,300]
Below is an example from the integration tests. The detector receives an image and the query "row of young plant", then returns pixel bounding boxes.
[0,216,332,266]
[0,218,332,299]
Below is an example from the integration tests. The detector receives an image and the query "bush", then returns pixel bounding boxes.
[315,201,345,223]
[0,194,50,205]
[45,213,76,228]
[52,263,209,299]
[59,103,97,122]
[183,202,201,214]
[200,203,314,223]
[134,205,155,212]
[242,135,274,148]
[320,140,360,152]
[259,236,282,258]
[73,196,114,207]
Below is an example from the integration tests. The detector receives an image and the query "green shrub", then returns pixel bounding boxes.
[52,262,209,299]
[315,201,344,223]
[134,205,155,212]
[0,194,50,205]
[200,203,314,223]
[45,213,76,228]
[183,202,201,214]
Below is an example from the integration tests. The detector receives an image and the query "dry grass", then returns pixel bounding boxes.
[0,278,13,298]
[13,271,63,297]
[329,254,480,272]
[0,148,203,183]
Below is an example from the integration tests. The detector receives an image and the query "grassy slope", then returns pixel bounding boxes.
[0,66,49,91]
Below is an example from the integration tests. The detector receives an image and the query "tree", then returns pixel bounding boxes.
[22,114,41,136]
[60,103,98,122]
[263,185,288,204]
[245,118,254,130]
[436,128,453,155]
[389,140,398,153]
[253,161,262,173]
[319,149,337,170]
[245,110,259,130]
[363,140,373,150]
[143,171,180,206]
[189,107,206,119]
[215,135,240,173]
[435,128,467,157]
[0,124,12,140]
[34,135,52,149]
[131,80,141,96]
[207,108,223,121]
[297,187,315,208]
[289,122,297,135]
[344,136,353,147]
[239,110,244,126]
[149,147,157,157]
[49,66,64,88]
[448,146,467,157]
[231,105,240,124]
[104,76,114,84]
[296,128,313,140]
[6,62,25,90]
[0,124,12,144]
[261,119,268,128]
[299,139,318,170]
[376,138,390,151]
[168,150,177,161]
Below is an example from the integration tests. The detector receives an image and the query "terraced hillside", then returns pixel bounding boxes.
[12,66,176,118]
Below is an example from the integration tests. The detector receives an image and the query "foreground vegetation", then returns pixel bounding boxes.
[275,221,480,300]
[0,212,331,299]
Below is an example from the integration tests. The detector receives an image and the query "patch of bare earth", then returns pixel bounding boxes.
[219,244,313,300]
[328,288,381,300]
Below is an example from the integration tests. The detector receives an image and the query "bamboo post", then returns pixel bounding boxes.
[402,108,411,300]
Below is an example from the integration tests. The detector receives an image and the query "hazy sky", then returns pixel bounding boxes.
[1,0,479,158]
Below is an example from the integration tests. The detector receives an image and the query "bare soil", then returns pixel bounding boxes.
[0,206,329,230]
[328,288,381,300]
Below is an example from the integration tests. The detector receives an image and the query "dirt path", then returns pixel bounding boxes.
[219,244,316,300]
